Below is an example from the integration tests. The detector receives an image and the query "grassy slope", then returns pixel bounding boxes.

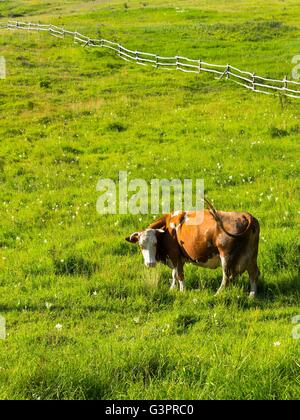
[0,0,299,400]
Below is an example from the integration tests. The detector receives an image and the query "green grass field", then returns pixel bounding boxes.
[0,0,299,400]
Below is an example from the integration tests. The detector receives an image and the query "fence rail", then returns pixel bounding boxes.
[1,21,300,99]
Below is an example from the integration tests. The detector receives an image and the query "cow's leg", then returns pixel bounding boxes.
[179,278,185,292]
[169,268,184,291]
[248,265,260,299]
[215,256,230,296]
[170,268,178,290]
[176,260,185,292]
[215,271,229,295]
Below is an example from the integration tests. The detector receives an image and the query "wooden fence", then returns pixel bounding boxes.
[2,21,300,99]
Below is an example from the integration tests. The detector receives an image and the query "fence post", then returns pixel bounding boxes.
[176,56,179,70]
[226,64,230,80]
[283,75,288,92]
[198,59,202,74]
[252,73,256,91]
[155,55,158,69]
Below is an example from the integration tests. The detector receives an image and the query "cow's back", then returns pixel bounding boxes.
[167,210,259,272]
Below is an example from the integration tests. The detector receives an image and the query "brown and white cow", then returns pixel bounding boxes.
[126,206,260,298]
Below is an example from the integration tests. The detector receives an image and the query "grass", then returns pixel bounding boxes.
[0,0,299,400]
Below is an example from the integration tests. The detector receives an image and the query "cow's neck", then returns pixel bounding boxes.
[156,235,167,263]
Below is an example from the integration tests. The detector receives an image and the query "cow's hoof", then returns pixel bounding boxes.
[170,281,177,291]
[249,292,256,299]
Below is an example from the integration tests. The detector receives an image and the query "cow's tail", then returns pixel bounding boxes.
[204,197,253,239]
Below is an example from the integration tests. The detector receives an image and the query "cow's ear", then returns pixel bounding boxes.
[125,232,139,243]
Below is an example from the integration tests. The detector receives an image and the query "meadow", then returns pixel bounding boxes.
[0,0,299,400]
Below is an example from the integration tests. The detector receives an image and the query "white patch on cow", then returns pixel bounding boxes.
[172,210,181,217]
[215,255,229,295]
[193,254,221,269]
[141,248,152,266]
[138,229,158,268]
[179,280,185,292]
[180,213,190,225]
[220,255,226,268]
[170,222,176,229]
[170,268,177,290]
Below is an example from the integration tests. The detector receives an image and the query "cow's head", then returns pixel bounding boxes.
[125,228,165,268]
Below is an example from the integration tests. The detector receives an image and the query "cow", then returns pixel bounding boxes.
[125,201,260,298]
